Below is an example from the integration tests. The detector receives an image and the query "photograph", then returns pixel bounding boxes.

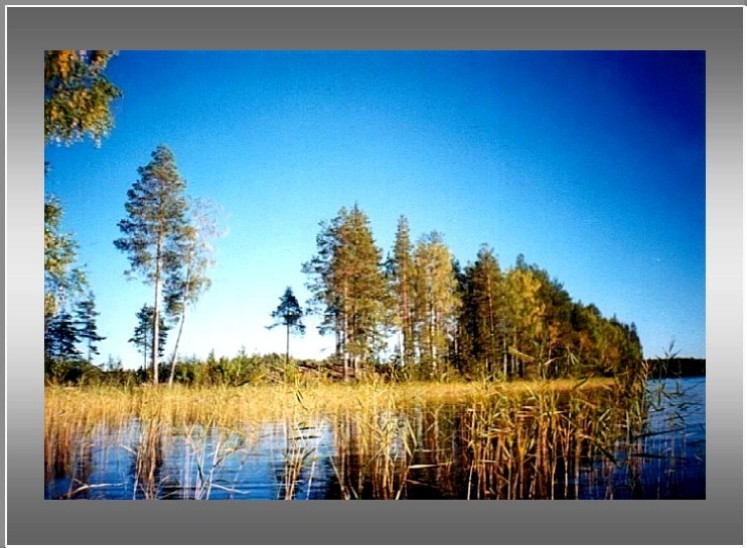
[43,49,705,501]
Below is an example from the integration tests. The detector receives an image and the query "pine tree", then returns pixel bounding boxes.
[114,145,189,384]
[304,205,389,379]
[461,245,504,379]
[129,304,169,374]
[74,291,106,362]
[389,215,416,373]
[268,287,306,369]
[45,310,82,361]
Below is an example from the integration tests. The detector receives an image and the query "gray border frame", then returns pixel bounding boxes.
[7,6,742,545]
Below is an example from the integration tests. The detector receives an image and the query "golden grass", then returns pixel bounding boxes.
[45,377,615,429]
[46,377,639,500]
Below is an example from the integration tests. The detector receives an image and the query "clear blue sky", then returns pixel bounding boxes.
[45,50,705,366]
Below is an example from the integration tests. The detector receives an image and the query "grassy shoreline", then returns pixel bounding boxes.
[46,376,654,500]
[45,377,616,423]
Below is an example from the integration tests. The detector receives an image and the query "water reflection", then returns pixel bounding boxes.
[45,378,705,500]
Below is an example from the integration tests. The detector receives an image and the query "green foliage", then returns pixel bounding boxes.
[45,357,142,387]
[411,232,459,379]
[45,311,82,361]
[269,287,306,367]
[44,195,87,322]
[269,287,306,336]
[115,145,190,384]
[387,215,416,372]
[44,50,122,146]
[128,304,170,373]
[163,199,222,384]
[170,350,272,387]
[458,245,504,379]
[303,205,390,378]
[74,291,106,362]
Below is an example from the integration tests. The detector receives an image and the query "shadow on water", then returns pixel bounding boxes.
[45,378,705,500]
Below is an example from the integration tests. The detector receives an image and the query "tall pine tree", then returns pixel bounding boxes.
[304,205,389,379]
[389,215,416,373]
[461,245,504,379]
[114,145,189,385]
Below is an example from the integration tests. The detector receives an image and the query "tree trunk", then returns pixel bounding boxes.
[168,305,188,386]
[286,322,290,366]
[169,255,193,386]
[285,321,290,384]
[152,261,161,386]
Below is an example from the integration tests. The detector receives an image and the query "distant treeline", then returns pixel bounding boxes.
[45,203,650,387]
[647,358,705,378]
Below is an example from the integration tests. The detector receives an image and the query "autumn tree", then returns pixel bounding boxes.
[528,267,574,378]
[114,145,189,385]
[411,232,459,378]
[503,258,546,378]
[268,287,306,369]
[304,205,389,380]
[45,50,122,146]
[164,199,221,385]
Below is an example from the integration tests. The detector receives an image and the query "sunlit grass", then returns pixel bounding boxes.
[45,377,615,429]
[46,377,644,500]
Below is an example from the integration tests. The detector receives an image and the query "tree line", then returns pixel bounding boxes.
[304,205,643,381]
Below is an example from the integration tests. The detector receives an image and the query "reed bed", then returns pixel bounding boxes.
[45,378,615,428]
[46,377,655,500]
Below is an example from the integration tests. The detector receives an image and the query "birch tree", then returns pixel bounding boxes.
[412,232,459,378]
[164,199,221,385]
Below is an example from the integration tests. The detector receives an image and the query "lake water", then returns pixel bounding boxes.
[45,377,705,500]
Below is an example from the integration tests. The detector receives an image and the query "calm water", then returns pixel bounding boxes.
[45,378,705,500]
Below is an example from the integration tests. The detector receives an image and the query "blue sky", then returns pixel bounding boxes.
[45,50,705,366]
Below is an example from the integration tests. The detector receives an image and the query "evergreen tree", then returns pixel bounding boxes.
[129,304,169,373]
[388,215,416,373]
[304,205,389,379]
[460,245,504,378]
[74,291,106,362]
[115,145,189,384]
[268,287,306,368]
[45,310,82,361]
